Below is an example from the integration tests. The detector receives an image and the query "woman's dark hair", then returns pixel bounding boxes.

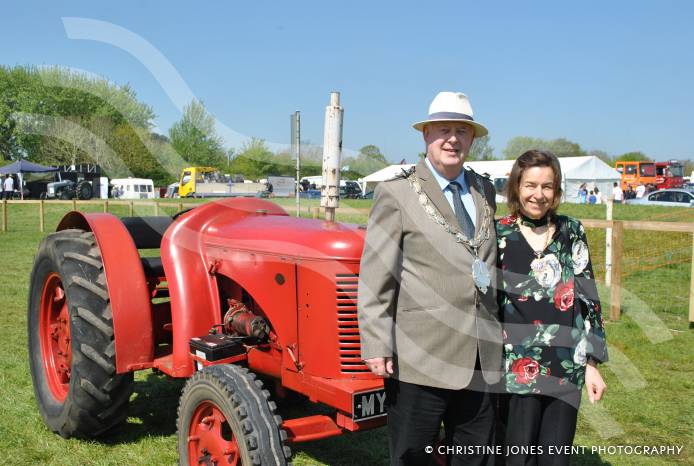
[505,149,563,217]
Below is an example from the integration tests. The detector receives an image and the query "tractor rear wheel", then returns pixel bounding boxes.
[28,229,133,438]
[177,365,291,466]
[76,180,93,200]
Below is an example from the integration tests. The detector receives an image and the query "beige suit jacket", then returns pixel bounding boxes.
[358,160,502,389]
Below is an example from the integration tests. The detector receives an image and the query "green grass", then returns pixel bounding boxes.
[0,199,692,465]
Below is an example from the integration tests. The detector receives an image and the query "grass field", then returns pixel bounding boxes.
[0,199,692,465]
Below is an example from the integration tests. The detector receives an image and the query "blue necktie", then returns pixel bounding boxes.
[448,181,475,239]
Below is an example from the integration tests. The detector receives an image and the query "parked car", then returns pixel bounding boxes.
[299,189,321,199]
[626,188,694,207]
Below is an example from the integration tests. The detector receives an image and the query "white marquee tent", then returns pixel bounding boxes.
[358,156,621,203]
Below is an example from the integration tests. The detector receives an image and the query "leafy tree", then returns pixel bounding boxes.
[0,65,157,180]
[467,135,495,161]
[228,138,276,179]
[615,151,649,161]
[342,144,388,177]
[502,136,586,159]
[587,149,613,165]
[168,100,226,168]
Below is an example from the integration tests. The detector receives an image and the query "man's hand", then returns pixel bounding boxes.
[585,361,606,403]
[364,357,394,378]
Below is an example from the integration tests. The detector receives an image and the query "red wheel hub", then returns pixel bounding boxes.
[187,401,240,465]
[39,273,72,401]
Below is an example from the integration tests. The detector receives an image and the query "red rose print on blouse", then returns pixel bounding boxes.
[511,357,540,385]
[553,279,574,312]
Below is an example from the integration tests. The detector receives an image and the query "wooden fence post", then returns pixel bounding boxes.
[103,199,108,213]
[39,200,45,233]
[154,201,159,217]
[72,199,77,211]
[689,233,694,328]
[610,221,623,321]
[129,201,134,216]
[1,200,6,232]
[178,201,183,213]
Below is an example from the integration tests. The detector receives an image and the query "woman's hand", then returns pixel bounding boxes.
[585,361,606,403]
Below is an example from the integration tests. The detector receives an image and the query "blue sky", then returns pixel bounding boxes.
[3,1,693,162]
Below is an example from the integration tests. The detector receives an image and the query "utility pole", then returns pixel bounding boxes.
[321,92,343,222]
[291,111,300,217]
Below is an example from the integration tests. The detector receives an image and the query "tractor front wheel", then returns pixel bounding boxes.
[28,229,133,438]
[177,365,291,466]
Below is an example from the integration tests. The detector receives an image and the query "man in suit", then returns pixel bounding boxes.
[358,91,502,466]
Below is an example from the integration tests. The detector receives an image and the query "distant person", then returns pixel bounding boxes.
[111,185,119,199]
[635,183,646,198]
[300,179,310,192]
[624,185,635,200]
[577,183,588,204]
[3,174,14,200]
[588,190,597,204]
[612,182,623,203]
[593,187,603,204]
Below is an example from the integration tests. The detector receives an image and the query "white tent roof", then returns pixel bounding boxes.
[359,164,415,183]
[558,156,621,180]
[465,160,515,179]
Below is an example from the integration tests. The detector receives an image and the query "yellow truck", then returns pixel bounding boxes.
[178,167,265,198]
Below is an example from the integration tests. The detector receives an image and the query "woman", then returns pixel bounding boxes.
[577,183,588,204]
[497,150,608,465]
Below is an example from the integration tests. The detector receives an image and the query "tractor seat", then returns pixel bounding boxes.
[141,257,165,278]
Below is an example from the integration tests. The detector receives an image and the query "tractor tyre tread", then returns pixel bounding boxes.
[177,364,292,466]
[28,229,133,439]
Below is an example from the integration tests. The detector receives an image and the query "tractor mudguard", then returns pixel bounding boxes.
[57,211,154,373]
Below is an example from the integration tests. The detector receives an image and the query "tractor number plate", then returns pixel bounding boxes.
[352,388,387,421]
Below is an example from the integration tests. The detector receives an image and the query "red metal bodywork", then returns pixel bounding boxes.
[57,212,154,373]
[56,198,386,439]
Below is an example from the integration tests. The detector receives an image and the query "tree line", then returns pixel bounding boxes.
[1,65,688,185]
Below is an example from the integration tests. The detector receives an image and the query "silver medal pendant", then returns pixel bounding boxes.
[472,257,491,294]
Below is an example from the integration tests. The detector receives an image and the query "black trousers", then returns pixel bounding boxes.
[385,367,496,466]
[503,393,579,466]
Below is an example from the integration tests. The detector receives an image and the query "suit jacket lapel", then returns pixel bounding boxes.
[416,160,459,231]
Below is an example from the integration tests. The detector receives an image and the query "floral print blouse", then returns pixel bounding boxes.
[496,214,608,396]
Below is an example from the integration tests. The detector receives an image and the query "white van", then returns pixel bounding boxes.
[110,178,156,199]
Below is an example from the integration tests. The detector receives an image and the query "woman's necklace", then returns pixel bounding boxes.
[516,216,553,258]
[518,216,562,289]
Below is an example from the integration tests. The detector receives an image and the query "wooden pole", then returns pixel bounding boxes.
[72,199,77,211]
[178,201,183,213]
[103,199,108,213]
[39,200,45,232]
[1,200,6,232]
[129,201,134,216]
[154,201,159,217]
[605,199,613,286]
[689,233,694,328]
[610,221,623,321]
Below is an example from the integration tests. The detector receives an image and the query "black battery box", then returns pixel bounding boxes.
[189,334,246,361]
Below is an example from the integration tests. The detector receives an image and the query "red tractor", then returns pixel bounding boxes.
[28,198,386,465]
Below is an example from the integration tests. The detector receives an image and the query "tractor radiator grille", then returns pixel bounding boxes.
[336,274,369,373]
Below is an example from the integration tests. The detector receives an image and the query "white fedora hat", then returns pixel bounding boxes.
[412,91,488,137]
